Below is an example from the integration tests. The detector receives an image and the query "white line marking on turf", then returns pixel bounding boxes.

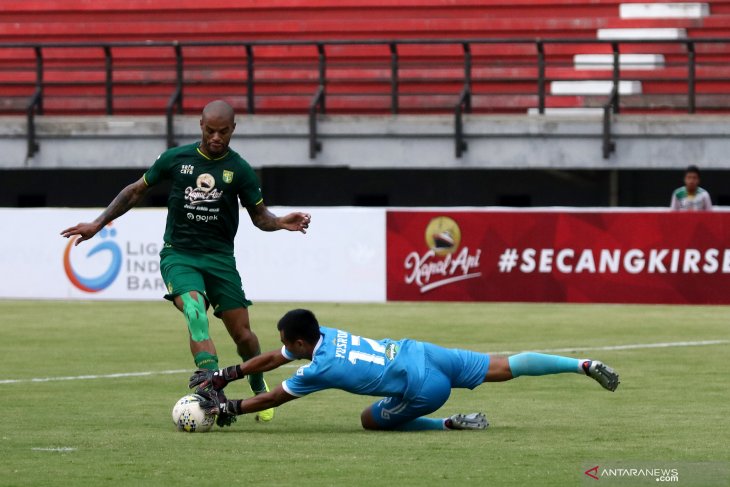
[31,447,77,452]
[486,339,730,356]
[1,340,727,384]
[0,369,188,385]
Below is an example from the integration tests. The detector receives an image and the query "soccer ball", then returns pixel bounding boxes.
[171,394,216,432]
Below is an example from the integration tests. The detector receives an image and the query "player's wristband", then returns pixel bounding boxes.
[218,364,244,383]
[228,399,244,416]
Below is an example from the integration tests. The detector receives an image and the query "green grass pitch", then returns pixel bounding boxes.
[2,300,728,486]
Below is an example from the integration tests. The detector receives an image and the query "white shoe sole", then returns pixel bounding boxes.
[449,413,489,430]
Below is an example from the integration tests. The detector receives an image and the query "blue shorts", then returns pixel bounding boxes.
[370,343,490,429]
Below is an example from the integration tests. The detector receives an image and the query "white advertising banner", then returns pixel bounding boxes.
[0,207,386,302]
[236,207,386,302]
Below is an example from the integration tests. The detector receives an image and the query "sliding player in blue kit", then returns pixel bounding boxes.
[189,309,620,431]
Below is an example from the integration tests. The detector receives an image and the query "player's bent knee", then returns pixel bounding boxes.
[361,407,383,430]
[181,292,209,342]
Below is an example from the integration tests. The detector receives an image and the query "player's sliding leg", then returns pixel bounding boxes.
[361,369,486,432]
[394,413,488,431]
[392,416,449,431]
[486,353,620,391]
[173,292,219,371]
[221,308,274,422]
[362,399,448,431]
[362,401,487,432]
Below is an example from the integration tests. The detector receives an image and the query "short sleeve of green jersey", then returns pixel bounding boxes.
[143,151,174,186]
[238,162,264,208]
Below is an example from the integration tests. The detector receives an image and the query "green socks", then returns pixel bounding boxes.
[194,351,219,371]
[240,352,266,394]
[248,372,267,394]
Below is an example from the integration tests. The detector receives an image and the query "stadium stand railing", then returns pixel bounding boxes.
[1,0,729,158]
[1,38,728,159]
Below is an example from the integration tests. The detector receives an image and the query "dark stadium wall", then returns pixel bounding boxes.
[1,168,728,208]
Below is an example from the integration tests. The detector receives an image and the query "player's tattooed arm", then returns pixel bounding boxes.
[61,177,151,245]
[95,178,151,226]
[248,203,281,231]
[247,203,311,233]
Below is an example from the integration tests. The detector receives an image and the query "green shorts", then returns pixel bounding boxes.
[160,247,252,317]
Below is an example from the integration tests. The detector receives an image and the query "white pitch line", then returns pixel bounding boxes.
[486,339,730,356]
[1,340,727,384]
[31,447,77,452]
[0,369,188,385]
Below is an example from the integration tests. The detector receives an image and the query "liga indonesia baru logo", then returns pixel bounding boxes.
[404,216,482,293]
[63,224,122,293]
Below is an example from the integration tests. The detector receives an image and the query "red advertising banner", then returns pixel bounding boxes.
[387,210,730,304]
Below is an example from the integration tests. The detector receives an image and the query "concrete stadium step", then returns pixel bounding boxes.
[597,28,687,39]
[551,80,643,95]
[574,54,665,70]
[527,107,604,115]
[619,3,710,19]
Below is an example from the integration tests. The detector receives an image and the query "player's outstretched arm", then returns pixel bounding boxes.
[231,384,298,415]
[241,348,293,375]
[247,202,311,233]
[60,177,151,245]
[190,348,292,391]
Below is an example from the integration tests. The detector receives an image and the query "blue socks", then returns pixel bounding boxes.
[395,417,447,431]
[508,352,584,377]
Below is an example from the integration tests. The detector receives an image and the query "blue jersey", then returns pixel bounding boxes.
[281,326,426,400]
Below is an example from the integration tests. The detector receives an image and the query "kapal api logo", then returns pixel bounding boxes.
[185,173,223,204]
[63,224,122,293]
[404,216,482,293]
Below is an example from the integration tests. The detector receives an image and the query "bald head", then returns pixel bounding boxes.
[199,100,236,158]
[202,100,235,124]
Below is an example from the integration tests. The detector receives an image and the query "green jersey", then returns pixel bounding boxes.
[143,142,263,254]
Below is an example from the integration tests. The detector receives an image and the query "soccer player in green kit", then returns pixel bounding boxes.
[61,100,311,423]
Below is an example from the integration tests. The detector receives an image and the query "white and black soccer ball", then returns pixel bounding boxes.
[172,394,216,433]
